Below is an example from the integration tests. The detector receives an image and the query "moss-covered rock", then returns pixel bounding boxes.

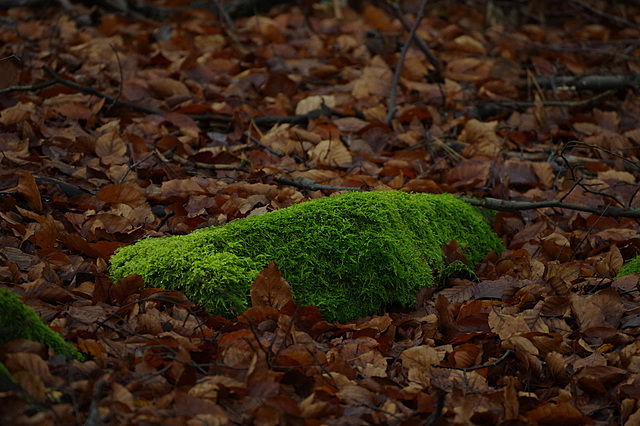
[0,288,83,361]
[110,191,504,322]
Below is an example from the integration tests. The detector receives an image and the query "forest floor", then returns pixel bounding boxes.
[1,0,640,424]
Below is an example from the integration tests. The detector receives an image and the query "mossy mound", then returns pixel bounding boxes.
[0,288,83,361]
[110,191,504,322]
[617,256,640,279]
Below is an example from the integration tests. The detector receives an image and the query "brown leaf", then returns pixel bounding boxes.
[570,293,607,330]
[541,233,572,262]
[546,351,569,382]
[17,171,43,213]
[0,55,20,89]
[148,77,190,98]
[97,184,146,207]
[95,130,127,160]
[250,261,293,310]
[526,402,594,424]
[449,342,482,368]
[612,274,638,292]
[460,119,501,157]
[442,240,469,266]
[308,139,352,168]
[489,310,530,340]
[591,288,623,328]
[111,274,144,305]
[503,377,520,420]
[602,245,623,278]
[435,294,458,340]
[34,214,57,249]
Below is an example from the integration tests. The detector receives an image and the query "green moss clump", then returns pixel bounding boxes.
[0,288,83,361]
[617,256,640,279]
[110,191,504,323]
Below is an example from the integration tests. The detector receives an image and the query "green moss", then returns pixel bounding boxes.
[110,191,504,322]
[0,361,11,380]
[0,288,83,361]
[617,256,640,279]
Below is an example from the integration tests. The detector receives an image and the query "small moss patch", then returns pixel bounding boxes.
[110,191,504,322]
[0,288,83,361]
[617,256,640,279]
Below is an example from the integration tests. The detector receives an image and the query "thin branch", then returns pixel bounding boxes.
[244,131,284,157]
[83,376,106,426]
[386,1,444,79]
[568,0,640,32]
[0,79,56,94]
[432,349,513,371]
[477,89,617,111]
[275,176,365,192]
[460,197,640,219]
[385,0,428,124]
[42,66,163,115]
[162,149,251,172]
[252,104,332,127]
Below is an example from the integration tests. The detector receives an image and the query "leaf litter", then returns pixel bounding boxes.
[0,0,640,424]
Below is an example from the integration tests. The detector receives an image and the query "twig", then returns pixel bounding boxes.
[41,66,163,115]
[252,104,332,127]
[568,0,640,32]
[0,79,56,94]
[162,149,251,172]
[535,74,640,92]
[305,348,339,390]
[385,0,428,124]
[432,349,513,371]
[479,89,616,110]
[244,131,284,157]
[210,0,249,55]
[83,376,106,426]
[386,1,444,79]
[425,390,446,426]
[487,28,640,61]
[104,43,124,115]
[275,176,364,192]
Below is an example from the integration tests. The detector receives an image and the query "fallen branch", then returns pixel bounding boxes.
[460,197,640,219]
[274,176,640,218]
[535,74,640,92]
[275,176,365,192]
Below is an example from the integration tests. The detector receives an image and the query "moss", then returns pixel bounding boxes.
[0,288,83,361]
[110,191,504,322]
[617,256,640,279]
[0,361,11,380]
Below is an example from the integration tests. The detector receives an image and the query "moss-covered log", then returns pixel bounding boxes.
[110,191,504,322]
